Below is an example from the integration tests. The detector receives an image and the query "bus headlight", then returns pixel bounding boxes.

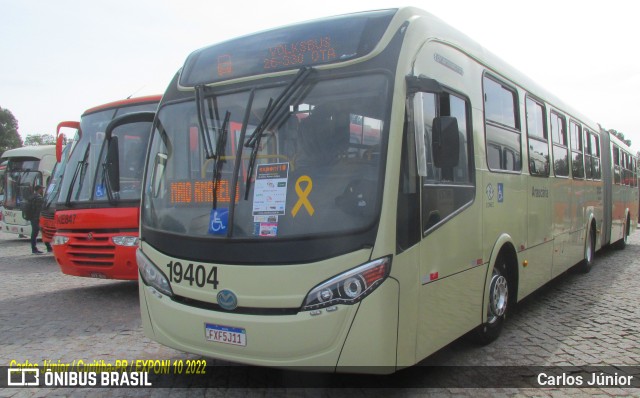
[112,236,140,246]
[52,235,69,246]
[301,256,391,311]
[136,248,173,297]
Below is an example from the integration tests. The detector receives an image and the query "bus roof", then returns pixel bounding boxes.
[398,7,600,132]
[82,95,162,116]
[0,145,57,160]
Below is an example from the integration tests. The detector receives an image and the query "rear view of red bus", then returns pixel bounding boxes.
[52,95,161,280]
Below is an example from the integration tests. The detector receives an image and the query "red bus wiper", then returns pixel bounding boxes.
[65,143,90,206]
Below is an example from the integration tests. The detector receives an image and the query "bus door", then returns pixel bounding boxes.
[408,84,481,359]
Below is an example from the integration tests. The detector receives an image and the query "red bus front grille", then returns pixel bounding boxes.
[41,225,56,241]
[66,233,116,267]
[40,212,56,242]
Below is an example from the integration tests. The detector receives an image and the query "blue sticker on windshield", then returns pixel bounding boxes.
[209,208,229,235]
[95,184,105,198]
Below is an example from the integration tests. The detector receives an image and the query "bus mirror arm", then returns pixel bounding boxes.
[406,75,444,95]
[104,111,156,140]
[102,111,156,199]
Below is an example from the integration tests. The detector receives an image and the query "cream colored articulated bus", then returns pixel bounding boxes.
[127,7,638,373]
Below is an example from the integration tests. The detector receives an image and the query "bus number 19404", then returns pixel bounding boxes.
[166,261,219,289]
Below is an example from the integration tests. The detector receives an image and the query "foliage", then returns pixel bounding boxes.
[0,106,24,155]
[24,133,57,146]
[607,129,632,147]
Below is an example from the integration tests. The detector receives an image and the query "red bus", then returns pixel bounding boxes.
[40,124,81,245]
[52,95,161,279]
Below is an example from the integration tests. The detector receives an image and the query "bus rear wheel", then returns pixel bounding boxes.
[578,227,596,273]
[614,217,630,250]
[471,257,509,345]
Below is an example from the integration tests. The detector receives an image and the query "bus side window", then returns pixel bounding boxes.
[483,75,521,173]
[412,91,474,233]
[526,96,549,177]
[550,111,569,177]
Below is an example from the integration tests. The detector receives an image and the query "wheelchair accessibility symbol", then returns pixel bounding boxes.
[209,208,229,235]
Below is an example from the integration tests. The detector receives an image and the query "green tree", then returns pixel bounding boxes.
[24,133,56,146]
[606,128,632,147]
[0,106,23,155]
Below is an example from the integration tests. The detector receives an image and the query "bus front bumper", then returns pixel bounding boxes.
[139,275,400,373]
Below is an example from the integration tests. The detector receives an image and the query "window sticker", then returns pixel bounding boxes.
[95,184,105,198]
[254,222,278,237]
[292,175,315,217]
[253,215,279,237]
[209,208,229,235]
[252,163,289,216]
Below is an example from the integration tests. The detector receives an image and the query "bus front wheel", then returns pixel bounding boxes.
[471,257,510,345]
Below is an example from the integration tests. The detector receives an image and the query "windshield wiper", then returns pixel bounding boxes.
[101,144,119,205]
[195,85,217,159]
[211,111,231,210]
[244,67,314,199]
[65,143,91,206]
[195,85,233,208]
[226,89,255,237]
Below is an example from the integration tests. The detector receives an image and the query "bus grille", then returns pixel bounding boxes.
[66,232,116,267]
[40,213,56,241]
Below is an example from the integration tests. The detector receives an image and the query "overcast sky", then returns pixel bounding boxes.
[2,0,639,153]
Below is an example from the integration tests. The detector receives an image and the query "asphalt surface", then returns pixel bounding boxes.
[1,229,639,397]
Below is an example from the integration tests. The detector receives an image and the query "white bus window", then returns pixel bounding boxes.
[484,75,521,172]
[487,144,502,170]
[484,76,517,129]
[590,132,601,179]
[550,112,569,177]
[570,121,584,179]
[526,97,549,176]
[613,146,621,184]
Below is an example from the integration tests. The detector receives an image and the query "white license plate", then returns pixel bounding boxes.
[205,323,246,347]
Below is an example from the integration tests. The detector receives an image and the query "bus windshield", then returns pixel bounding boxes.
[143,73,389,240]
[5,169,43,209]
[58,102,157,205]
[44,137,78,208]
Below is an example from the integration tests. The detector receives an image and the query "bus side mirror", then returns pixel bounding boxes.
[106,136,120,193]
[56,121,80,162]
[432,116,459,169]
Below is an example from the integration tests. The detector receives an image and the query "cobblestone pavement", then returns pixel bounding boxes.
[1,229,639,397]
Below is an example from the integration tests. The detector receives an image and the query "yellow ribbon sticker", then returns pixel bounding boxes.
[292,175,315,217]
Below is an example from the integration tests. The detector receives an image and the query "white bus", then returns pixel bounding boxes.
[1,145,57,236]
[128,7,638,373]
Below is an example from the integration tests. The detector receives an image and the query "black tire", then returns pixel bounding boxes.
[577,227,596,273]
[613,217,630,250]
[470,256,510,345]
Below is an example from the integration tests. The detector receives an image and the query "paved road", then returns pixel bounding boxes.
[1,229,639,397]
